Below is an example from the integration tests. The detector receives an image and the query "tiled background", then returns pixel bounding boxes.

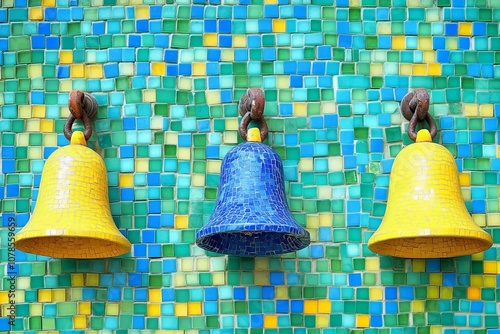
[1,0,500,332]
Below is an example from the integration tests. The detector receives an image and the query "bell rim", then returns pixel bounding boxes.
[196,230,311,256]
[368,232,493,258]
[15,233,131,259]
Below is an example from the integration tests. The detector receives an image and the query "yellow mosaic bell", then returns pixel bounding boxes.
[368,129,492,258]
[16,131,131,259]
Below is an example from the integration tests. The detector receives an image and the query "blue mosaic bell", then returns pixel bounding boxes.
[196,127,311,256]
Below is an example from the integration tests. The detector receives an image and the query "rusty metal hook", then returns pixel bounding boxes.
[64,90,98,141]
[400,88,437,142]
[238,88,269,142]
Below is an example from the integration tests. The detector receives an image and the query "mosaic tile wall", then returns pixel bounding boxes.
[1,0,500,332]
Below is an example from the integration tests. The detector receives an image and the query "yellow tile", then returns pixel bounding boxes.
[40,119,54,133]
[471,274,483,287]
[29,7,43,20]
[369,288,382,300]
[43,133,57,146]
[70,64,85,78]
[459,22,472,35]
[356,314,370,328]
[42,0,55,5]
[428,63,441,76]
[423,50,435,63]
[418,37,432,50]
[196,258,210,271]
[273,19,286,32]
[192,175,205,186]
[225,118,238,130]
[151,62,165,76]
[188,302,202,315]
[28,146,42,160]
[86,64,103,78]
[165,132,178,145]
[445,37,457,50]
[73,315,87,329]
[399,63,413,76]
[318,300,331,313]
[30,303,42,316]
[473,214,486,227]
[119,174,134,187]
[38,289,52,302]
[412,300,425,312]
[207,160,221,173]
[174,274,186,287]
[136,159,149,172]
[430,326,443,334]
[175,215,188,229]
[32,105,46,118]
[328,157,343,171]
[459,173,470,186]
[264,315,277,328]
[467,286,481,299]
[105,303,119,316]
[304,300,318,314]
[461,188,471,201]
[392,36,405,50]
[254,272,269,285]
[60,79,73,91]
[316,315,329,328]
[223,131,238,144]
[429,273,442,286]
[192,62,205,76]
[464,103,478,116]
[306,215,319,228]
[178,77,192,90]
[85,274,99,287]
[255,258,269,270]
[440,287,453,299]
[488,213,500,226]
[294,102,307,116]
[413,64,427,75]
[19,105,31,118]
[233,35,247,48]
[206,91,221,105]
[52,289,65,301]
[264,0,277,3]
[178,147,191,160]
[149,289,162,302]
[479,104,493,117]
[377,22,391,35]
[0,292,8,303]
[370,63,383,76]
[275,287,288,299]
[18,133,29,146]
[135,5,149,18]
[26,119,40,132]
[318,186,331,199]
[299,158,314,172]
[28,64,42,77]
[204,33,218,47]
[174,303,188,317]
[221,49,234,62]
[212,272,225,285]
[148,304,161,316]
[365,258,379,271]
[484,275,496,287]
[471,252,484,260]
[319,213,332,226]
[412,259,425,272]
[427,286,439,299]
[277,75,290,88]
